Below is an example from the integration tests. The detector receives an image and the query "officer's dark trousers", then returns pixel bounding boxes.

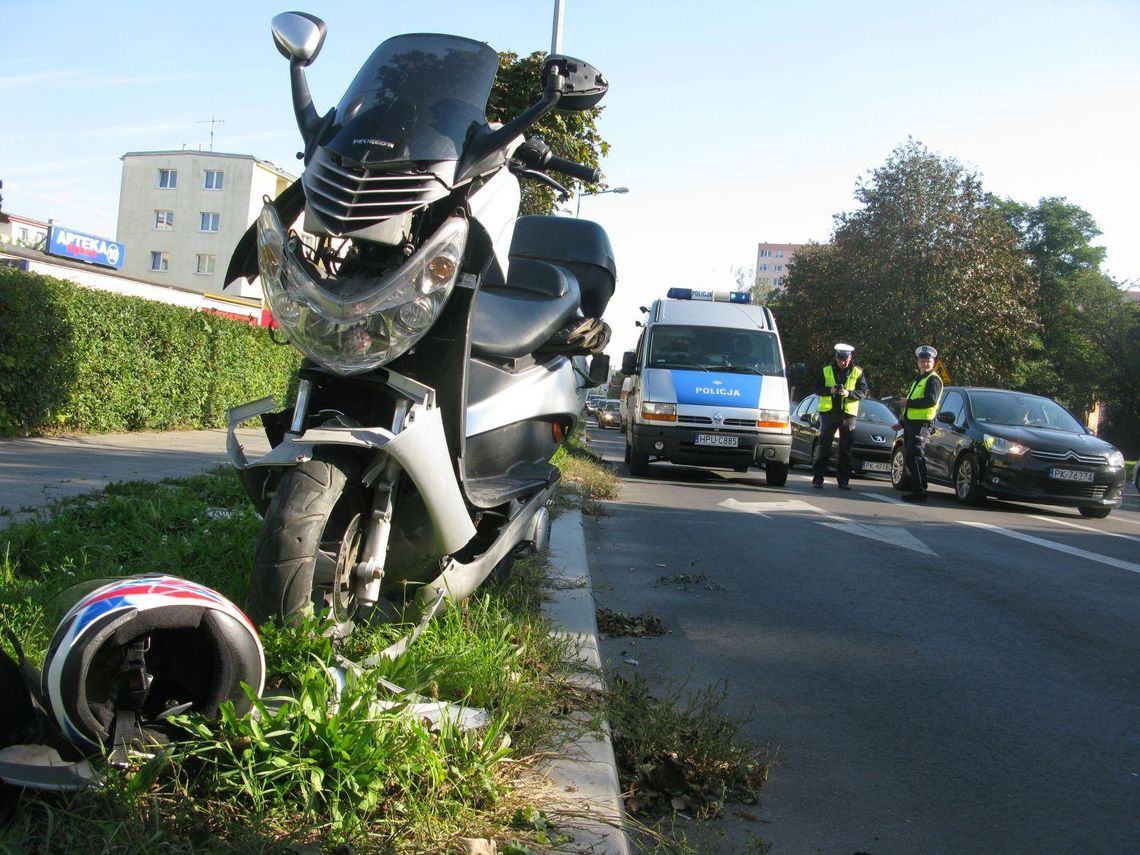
[902,421,933,492]
[813,412,856,485]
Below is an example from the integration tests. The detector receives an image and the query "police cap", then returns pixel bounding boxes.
[915,345,938,359]
[833,343,855,357]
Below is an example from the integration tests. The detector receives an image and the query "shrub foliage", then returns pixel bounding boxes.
[0,267,300,436]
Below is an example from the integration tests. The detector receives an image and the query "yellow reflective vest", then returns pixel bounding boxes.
[818,365,862,416]
[905,372,940,421]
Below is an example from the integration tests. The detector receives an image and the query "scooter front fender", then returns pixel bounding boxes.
[228,404,476,554]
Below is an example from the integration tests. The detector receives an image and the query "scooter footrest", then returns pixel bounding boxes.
[536,316,611,356]
[464,465,559,507]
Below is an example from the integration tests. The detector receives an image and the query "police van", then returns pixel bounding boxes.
[620,288,794,485]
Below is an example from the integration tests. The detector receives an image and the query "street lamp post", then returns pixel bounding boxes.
[576,186,629,218]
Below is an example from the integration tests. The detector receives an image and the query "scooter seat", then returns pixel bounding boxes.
[470,259,581,359]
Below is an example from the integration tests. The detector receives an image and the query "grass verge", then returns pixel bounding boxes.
[0,468,598,852]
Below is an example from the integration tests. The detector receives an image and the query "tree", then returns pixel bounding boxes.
[780,139,1038,399]
[487,52,611,216]
[998,197,1121,416]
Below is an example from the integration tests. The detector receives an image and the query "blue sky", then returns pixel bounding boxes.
[2,0,1137,357]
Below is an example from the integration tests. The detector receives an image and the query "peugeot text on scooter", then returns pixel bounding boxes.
[224,12,615,633]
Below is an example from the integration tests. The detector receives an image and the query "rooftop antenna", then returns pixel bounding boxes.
[196,116,225,152]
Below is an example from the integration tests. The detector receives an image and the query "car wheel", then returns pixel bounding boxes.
[629,444,649,477]
[953,453,985,505]
[765,461,789,487]
[1078,505,1112,519]
[890,446,910,491]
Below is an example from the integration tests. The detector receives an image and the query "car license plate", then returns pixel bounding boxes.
[1049,467,1094,483]
[863,461,891,473]
[695,433,739,448]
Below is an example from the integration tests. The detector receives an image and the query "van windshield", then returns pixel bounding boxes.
[647,326,784,376]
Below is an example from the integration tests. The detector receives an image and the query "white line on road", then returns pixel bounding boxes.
[860,492,906,505]
[1028,514,1140,544]
[718,498,937,555]
[960,521,1140,575]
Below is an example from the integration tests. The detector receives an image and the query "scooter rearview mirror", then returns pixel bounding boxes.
[271,12,327,66]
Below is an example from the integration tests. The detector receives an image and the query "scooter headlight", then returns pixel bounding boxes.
[256,204,468,375]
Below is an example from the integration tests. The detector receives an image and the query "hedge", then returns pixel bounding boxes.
[0,266,301,437]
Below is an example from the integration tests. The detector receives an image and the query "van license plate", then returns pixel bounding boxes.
[695,434,739,448]
[863,461,891,473]
[1049,467,1094,482]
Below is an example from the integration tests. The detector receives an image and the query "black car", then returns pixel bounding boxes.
[789,396,897,476]
[890,386,1126,518]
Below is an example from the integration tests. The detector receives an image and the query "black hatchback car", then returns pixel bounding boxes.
[790,396,897,476]
[890,387,1126,518]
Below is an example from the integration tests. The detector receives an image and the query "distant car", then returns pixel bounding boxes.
[890,386,1126,518]
[789,396,896,476]
[596,399,624,430]
[585,395,607,417]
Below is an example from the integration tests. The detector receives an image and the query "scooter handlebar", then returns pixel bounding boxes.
[545,155,600,184]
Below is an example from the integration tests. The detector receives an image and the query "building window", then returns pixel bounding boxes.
[149,251,169,272]
[154,210,175,230]
[758,263,768,271]
[18,227,29,242]
[199,212,220,232]
[157,169,177,189]
[775,264,783,272]
[776,250,784,258]
[758,249,772,258]
[204,170,224,190]
[195,253,217,275]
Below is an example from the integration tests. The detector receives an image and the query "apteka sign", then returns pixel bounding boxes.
[47,225,124,269]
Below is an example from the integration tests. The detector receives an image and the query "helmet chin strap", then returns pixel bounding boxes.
[109,637,153,767]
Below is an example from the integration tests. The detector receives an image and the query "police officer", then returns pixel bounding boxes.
[811,343,867,490]
[894,345,944,503]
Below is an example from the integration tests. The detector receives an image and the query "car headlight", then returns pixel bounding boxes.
[641,402,677,422]
[758,409,789,429]
[1107,450,1124,468]
[256,204,468,375]
[984,434,1028,456]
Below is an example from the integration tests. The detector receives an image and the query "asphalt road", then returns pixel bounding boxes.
[583,419,1140,854]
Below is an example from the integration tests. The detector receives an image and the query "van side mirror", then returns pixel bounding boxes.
[588,353,610,386]
[936,411,955,424]
[621,351,638,375]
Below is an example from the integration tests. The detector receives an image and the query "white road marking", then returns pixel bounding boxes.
[1028,514,1140,544]
[960,521,1140,575]
[718,498,937,555]
[860,492,906,505]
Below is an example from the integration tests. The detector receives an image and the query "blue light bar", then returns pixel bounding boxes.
[666,288,752,304]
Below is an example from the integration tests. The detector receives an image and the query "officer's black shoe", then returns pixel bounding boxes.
[812,478,823,489]
[838,483,851,490]
[901,491,927,503]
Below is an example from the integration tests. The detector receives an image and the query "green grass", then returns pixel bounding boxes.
[0,468,595,852]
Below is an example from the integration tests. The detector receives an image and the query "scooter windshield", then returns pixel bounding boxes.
[326,33,499,164]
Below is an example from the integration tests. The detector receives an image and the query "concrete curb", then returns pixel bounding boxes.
[540,509,630,854]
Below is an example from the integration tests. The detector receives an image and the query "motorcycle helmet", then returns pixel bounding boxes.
[42,575,265,756]
[915,345,938,359]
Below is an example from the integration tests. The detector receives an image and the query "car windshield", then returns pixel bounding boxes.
[647,326,784,375]
[968,390,1086,432]
[858,400,896,424]
[603,401,620,411]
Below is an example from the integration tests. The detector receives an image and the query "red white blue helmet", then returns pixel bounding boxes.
[42,575,265,756]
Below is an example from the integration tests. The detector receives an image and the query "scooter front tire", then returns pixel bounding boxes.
[248,450,367,631]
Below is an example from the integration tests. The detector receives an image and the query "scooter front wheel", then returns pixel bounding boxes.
[249,449,368,634]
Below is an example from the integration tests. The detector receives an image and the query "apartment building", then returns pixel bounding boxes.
[116,151,298,299]
[0,211,49,250]
[755,241,805,294]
